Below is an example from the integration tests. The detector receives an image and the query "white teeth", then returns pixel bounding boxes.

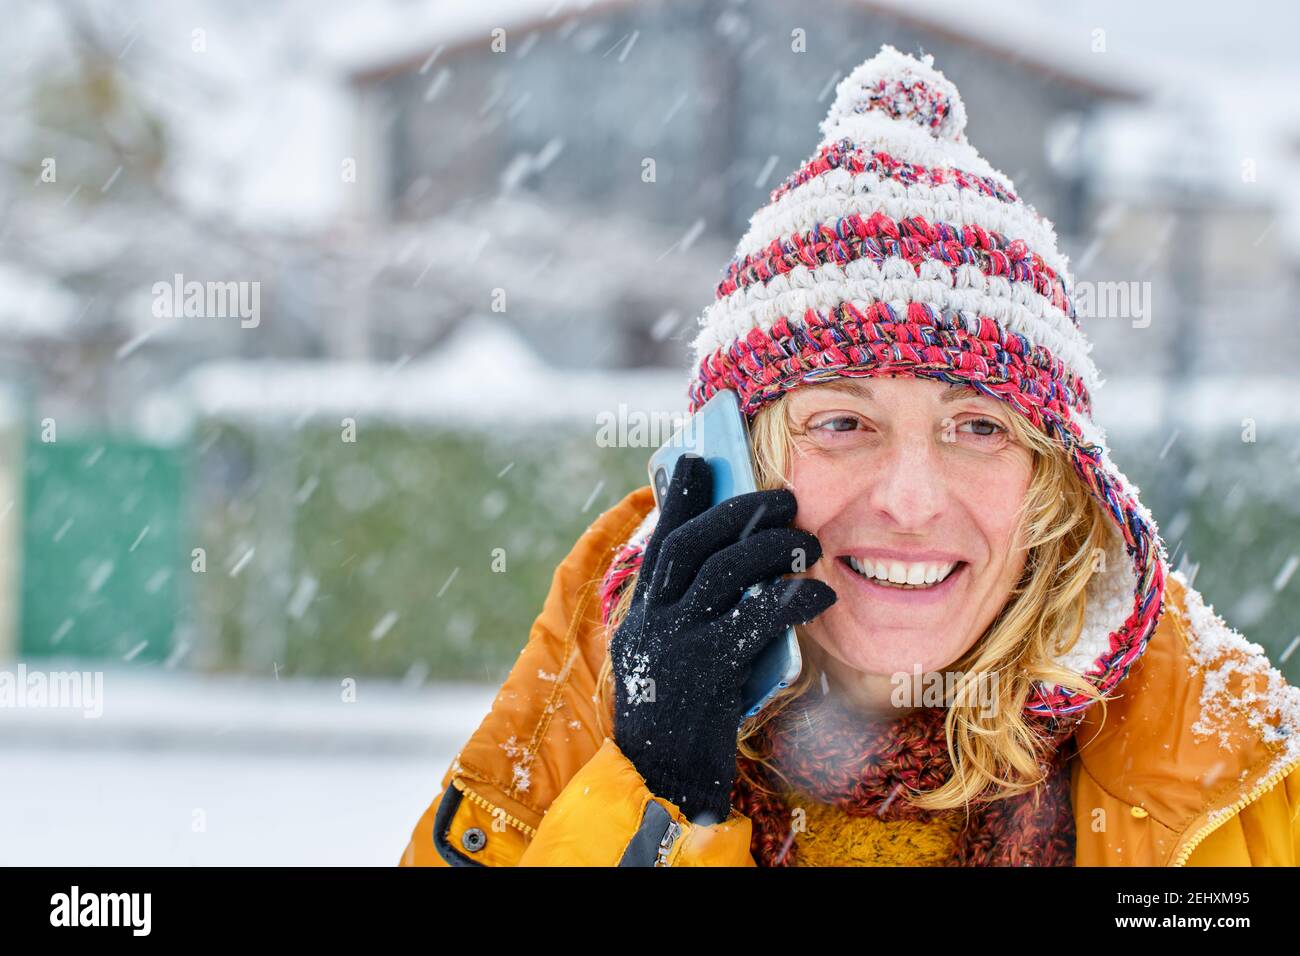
[846,556,958,589]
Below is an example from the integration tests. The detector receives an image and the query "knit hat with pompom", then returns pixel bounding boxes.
[667,44,1169,718]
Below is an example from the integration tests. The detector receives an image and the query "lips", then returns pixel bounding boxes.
[834,555,968,605]
[844,554,960,588]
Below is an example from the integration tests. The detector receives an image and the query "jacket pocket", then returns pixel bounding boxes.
[518,737,756,866]
[412,778,536,867]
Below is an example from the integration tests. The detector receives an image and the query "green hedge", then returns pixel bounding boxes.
[1109,428,1300,684]
[188,420,647,682]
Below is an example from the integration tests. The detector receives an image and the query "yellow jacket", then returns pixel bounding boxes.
[400,485,1300,867]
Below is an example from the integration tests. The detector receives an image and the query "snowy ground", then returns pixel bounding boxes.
[0,668,497,866]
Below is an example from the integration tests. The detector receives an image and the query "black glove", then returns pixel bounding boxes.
[611,453,837,825]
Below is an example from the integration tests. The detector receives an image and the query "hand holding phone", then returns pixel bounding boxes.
[648,389,813,720]
[609,452,837,825]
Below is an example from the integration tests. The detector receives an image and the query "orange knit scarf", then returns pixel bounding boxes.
[732,689,1082,867]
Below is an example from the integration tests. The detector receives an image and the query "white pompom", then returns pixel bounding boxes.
[819,43,968,144]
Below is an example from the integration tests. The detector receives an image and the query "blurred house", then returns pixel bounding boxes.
[7,0,1297,419]
[341,0,1147,370]
[1077,99,1300,382]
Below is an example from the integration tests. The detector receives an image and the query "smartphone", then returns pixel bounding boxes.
[647,389,803,725]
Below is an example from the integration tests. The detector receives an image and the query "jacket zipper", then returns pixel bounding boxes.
[654,820,683,867]
[453,778,539,839]
[1168,751,1300,866]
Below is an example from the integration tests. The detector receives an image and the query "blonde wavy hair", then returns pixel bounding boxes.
[595,381,1113,813]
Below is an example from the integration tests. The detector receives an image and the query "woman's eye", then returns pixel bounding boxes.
[815,415,861,433]
[802,414,873,447]
[958,417,1008,440]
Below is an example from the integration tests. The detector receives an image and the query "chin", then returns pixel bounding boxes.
[815,609,967,677]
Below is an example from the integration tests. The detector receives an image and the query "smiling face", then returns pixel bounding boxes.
[779,375,1036,700]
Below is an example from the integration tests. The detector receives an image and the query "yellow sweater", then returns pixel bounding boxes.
[782,789,967,866]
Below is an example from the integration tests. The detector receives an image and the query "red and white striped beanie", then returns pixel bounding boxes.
[642,45,1168,718]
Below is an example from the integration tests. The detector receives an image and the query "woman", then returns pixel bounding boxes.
[400,45,1300,867]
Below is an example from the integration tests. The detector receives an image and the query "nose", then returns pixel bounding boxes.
[865,431,948,530]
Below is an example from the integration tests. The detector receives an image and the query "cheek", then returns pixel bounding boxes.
[787,453,851,532]
[957,460,1034,566]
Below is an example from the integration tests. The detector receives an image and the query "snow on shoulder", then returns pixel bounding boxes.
[1170,569,1300,777]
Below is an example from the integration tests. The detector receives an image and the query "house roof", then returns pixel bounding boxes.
[341,0,1148,102]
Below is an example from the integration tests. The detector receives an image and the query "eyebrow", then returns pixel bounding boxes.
[939,384,984,404]
[815,380,984,404]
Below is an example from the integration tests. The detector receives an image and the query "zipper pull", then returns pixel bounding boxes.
[654,821,683,867]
